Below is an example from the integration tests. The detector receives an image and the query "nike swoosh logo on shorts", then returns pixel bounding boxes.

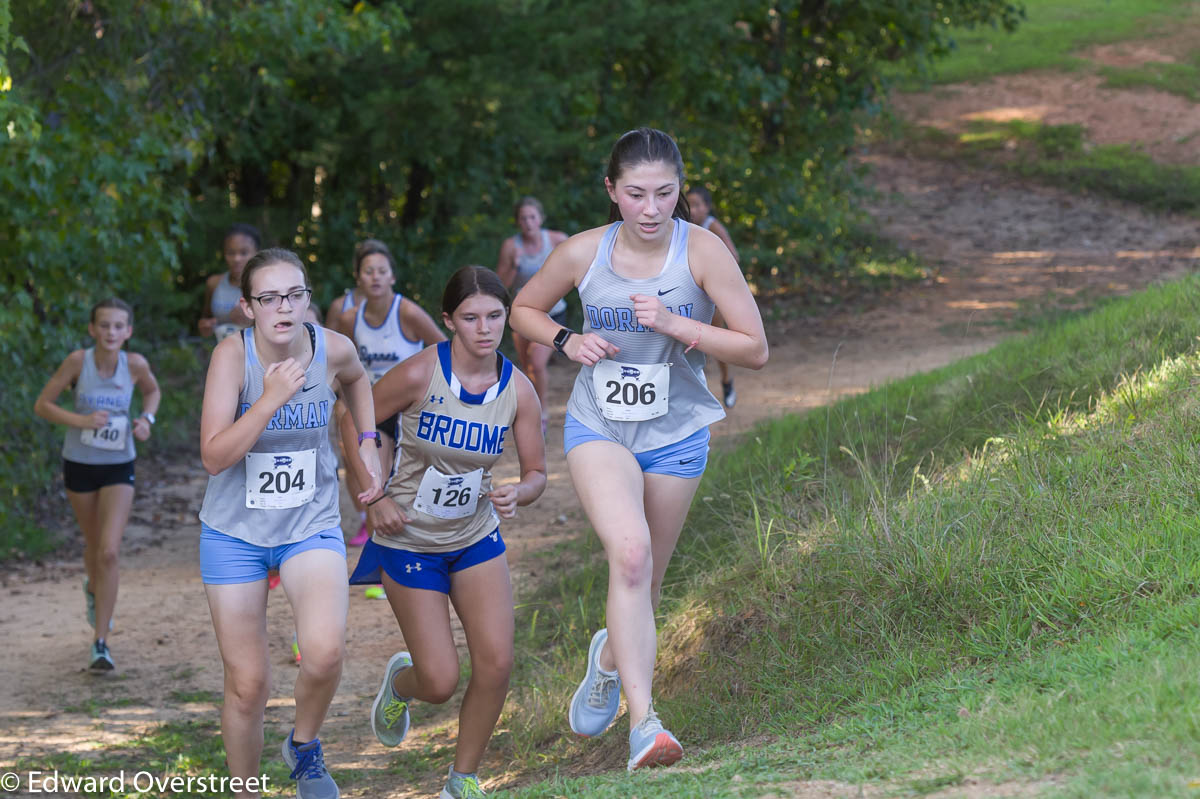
[679,456,699,465]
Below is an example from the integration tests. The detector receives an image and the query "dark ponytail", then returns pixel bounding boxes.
[604,127,692,224]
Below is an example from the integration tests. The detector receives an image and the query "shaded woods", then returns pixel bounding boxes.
[0,0,1021,551]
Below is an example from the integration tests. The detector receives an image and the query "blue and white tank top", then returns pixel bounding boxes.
[354,295,424,383]
[62,349,136,465]
[565,220,724,452]
[376,341,518,553]
[198,324,341,547]
[512,231,567,317]
[700,215,716,231]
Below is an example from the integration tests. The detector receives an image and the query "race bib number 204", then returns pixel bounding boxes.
[245,449,317,509]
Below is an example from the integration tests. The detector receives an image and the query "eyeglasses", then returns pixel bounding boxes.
[250,288,312,309]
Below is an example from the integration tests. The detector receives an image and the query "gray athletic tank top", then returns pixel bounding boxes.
[198,324,341,546]
[210,273,242,322]
[512,232,567,317]
[375,342,518,553]
[354,294,424,383]
[566,220,724,452]
[62,349,136,465]
[701,215,716,230]
[340,289,356,315]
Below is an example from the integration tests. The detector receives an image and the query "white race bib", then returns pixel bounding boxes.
[81,415,129,451]
[592,360,671,421]
[413,466,483,520]
[245,449,317,509]
[215,322,241,343]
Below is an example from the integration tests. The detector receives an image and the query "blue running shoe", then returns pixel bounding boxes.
[370,651,413,747]
[439,766,487,798]
[626,705,682,772]
[568,628,621,737]
[281,730,340,799]
[88,639,114,672]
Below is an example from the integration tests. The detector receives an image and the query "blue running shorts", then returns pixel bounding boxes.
[563,412,710,479]
[349,528,506,594]
[199,524,347,585]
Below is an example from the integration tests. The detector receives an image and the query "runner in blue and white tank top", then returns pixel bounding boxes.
[198,248,383,799]
[687,186,742,409]
[340,266,546,799]
[35,298,161,672]
[511,128,767,773]
[497,197,570,432]
[199,223,261,342]
[335,239,446,548]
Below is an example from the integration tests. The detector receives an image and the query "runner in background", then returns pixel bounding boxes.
[510,127,768,771]
[199,224,260,343]
[496,196,568,432]
[337,239,445,550]
[198,248,382,799]
[35,298,161,672]
[686,187,741,408]
[342,266,546,799]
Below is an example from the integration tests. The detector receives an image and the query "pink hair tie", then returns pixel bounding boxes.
[683,322,702,354]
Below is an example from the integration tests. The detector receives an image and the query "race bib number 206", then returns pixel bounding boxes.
[592,360,671,421]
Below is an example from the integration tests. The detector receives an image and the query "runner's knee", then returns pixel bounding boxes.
[610,540,652,589]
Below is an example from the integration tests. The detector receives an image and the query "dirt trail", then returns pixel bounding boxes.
[2,153,1198,796]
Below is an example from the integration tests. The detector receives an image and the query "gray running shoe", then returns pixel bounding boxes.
[88,639,114,672]
[568,628,621,737]
[626,704,682,771]
[281,730,339,799]
[370,651,413,747]
[439,766,486,798]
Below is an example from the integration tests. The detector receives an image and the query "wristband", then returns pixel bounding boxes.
[683,322,702,354]
[367,495,387,506]
[141,412,156,425]
[358,431,382,448]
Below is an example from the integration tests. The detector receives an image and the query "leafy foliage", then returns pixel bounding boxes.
[1,0,1022,554]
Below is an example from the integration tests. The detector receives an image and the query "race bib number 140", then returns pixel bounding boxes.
[592,360,671,421]
[245,449,317,509]
[81,415,129,451]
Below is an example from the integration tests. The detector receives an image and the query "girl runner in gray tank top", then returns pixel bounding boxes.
[510,128,768,772]
[199,223,260,342]
[34,297,161,673]
[496,196,569,431]
[198,248,383,799]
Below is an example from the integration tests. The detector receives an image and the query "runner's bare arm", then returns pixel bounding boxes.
[199,336,305,474]
[327,330,382,502]
[647,227,766,369]
[495,237,517,289]
[708,219,740,263]
[34,350,102,429]
[399,298,448,346]
[129,353,161,442]
[510,227,619,365]
[488,372,547,518]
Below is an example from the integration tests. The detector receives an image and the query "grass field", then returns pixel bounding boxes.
[898,0,1198,86]
[498,272,1200,796]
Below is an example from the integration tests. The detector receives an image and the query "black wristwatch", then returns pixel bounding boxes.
[553,328,575,354]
